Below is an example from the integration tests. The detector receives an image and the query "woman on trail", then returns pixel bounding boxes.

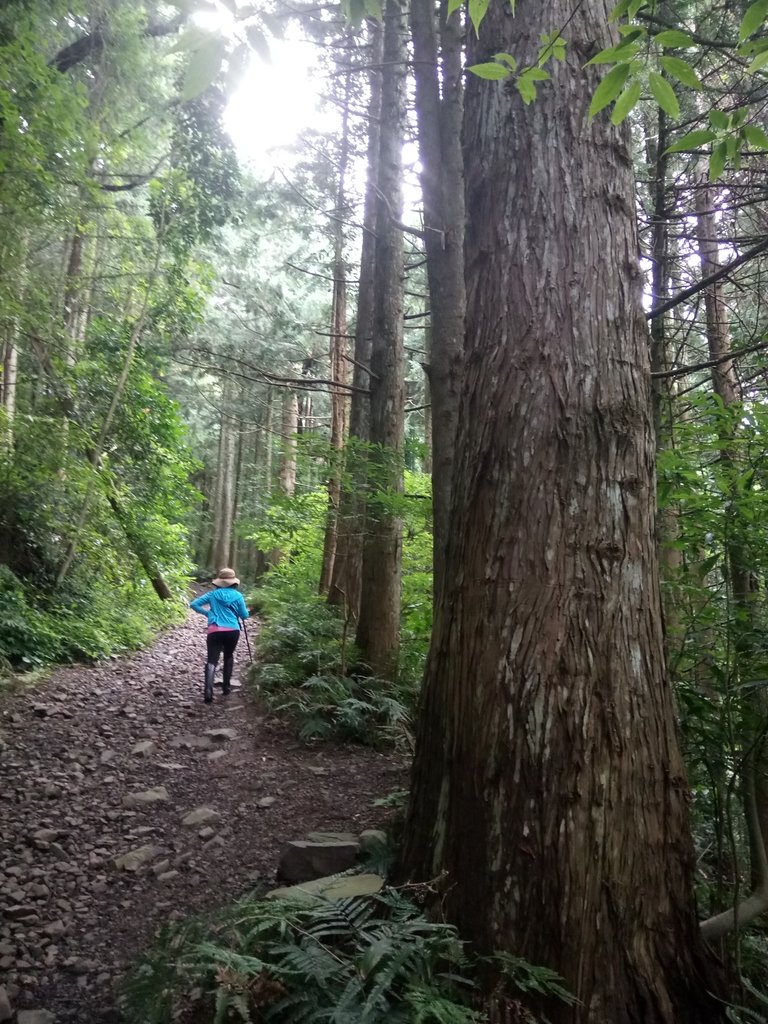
[190,567,251,704]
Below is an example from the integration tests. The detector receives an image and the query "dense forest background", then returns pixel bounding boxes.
[7,0,768,1020]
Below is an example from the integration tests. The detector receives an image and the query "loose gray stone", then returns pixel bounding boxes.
[256,797,276,808]
[181,807,220,828]
[18,1011,56,1024]
[277,838,360,884]
[122,787,169,808]
[0,985,12,1022]
[113,846,164,872]
[207,750,226,762]
[170,735,213,751]
[358,829,388,854]
[131,741,157,758]
[203,728,237,742]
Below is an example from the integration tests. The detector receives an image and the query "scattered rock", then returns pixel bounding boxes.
[0,985,12,1022]
[207,750,226,762]
[203,728,237,742]
[122,787,169,808]
[17,1011,56,1024]
[277,837,360,884]
[181,807,220,828]
[113,846,165,872]
[99,749,117,764]
[170,735,214,751]
[256,796,276,808]
[358,829,388,854]
[131,741,157,758]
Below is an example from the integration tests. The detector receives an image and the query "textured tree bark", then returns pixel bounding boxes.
[401,2,724,1020]
[355,0,407,680]
[277,390,298,498]
[328,20,384,621]
[409,0,464,603]
[212,377,238,570]
[319,71,352,596]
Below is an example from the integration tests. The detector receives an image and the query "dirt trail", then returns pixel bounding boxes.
[0,613,406,1023]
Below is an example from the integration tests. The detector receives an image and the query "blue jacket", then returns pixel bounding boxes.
[190,587,250,630]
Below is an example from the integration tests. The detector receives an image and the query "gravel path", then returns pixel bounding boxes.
[0,613,406,1024]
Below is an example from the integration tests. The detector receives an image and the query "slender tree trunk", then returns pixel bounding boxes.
[264,386,274,496]
[401,3,723,1020]
[277,390,298,497]
[409,0,464,603]
[212,378,238,569]
[328,20,384,620]
[421,323,433,475]
[320,71,352,596]
[355,0,407,680]
[1,243,25,446]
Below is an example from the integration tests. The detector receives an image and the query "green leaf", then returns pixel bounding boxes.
[181,37,227,101]
[468,0,489,35]
[709,109,729,130]
[493,52,518,69]
[664,128,717,153]
[653,29,695,47]
[447,0,463,16]
[747,48,768,71]
[709,140,727,181]
[589,63,631,118]
[610,0,632,21]
[649,71,680,119]
[742,124,768,148]
[516,77,536,104]
[611,79,642,123]
[660,55,702,88]
[225,43,250,95]
[246,25,271,62]
[628,0,648,16]
[586,40,640,64]
[739,0,768,41]
[468,62,511,80]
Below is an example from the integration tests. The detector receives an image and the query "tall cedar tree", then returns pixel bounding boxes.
[400,1,725,1020]
[354,0,407,678]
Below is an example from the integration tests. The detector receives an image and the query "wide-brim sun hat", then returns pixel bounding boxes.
[213,567,240,587]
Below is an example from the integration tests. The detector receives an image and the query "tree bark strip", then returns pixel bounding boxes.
[354,0,407,680]
[328,20,384,621]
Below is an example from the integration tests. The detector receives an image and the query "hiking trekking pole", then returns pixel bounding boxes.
[240,618,253,663]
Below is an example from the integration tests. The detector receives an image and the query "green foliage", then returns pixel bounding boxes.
[123,886,577,1024]
[247,466,432,747]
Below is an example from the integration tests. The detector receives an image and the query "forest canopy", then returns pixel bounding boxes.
[6,0,768,1020]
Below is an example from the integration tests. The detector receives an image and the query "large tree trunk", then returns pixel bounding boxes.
[354,0,407,680]
[409,0,464,603]
[401,2,723,1020]
[328,20,384,621]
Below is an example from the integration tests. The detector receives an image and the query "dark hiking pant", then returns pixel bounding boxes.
[206,630,240,688]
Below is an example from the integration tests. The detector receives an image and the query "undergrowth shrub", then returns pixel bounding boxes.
[246,469,432,748]
[123,887,575,1024]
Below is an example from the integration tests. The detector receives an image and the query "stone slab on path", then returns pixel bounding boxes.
[0,608,407,1024]
[268,872,385,904]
